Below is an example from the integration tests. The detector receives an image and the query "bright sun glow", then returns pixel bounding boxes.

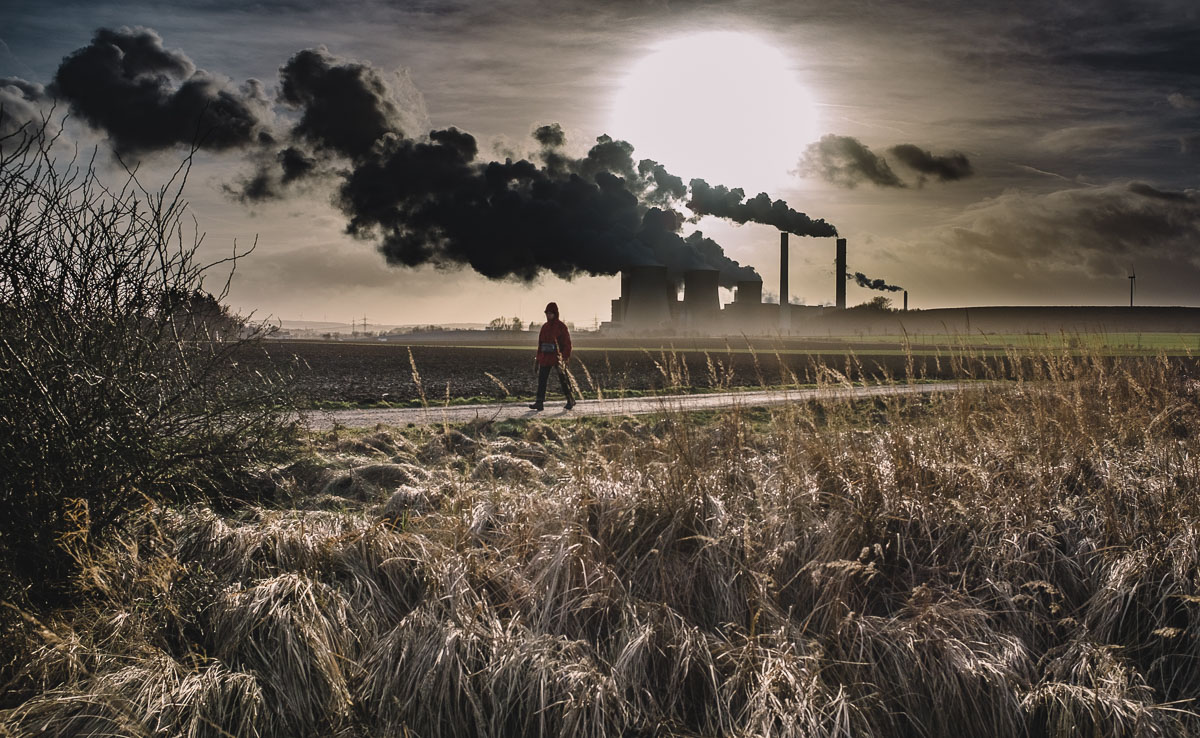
[610,31,819,194]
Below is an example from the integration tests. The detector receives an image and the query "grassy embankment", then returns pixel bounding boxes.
[4,349,1200,737]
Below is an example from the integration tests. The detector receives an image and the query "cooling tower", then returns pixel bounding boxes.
[610,298,624,324]
[622,265,673,328]
[835,238,847,310]
[683,269,720,326]
[735,280,763,305]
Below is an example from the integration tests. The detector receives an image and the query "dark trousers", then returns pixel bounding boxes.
[535,364,572,406]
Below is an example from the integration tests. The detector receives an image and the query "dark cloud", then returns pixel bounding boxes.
[532,123,565,148]
[23,29,839,287]
[801,135,976,189]
[228,144,322,202]
[571,134,637,181]
[1167,93,1199,110]
[889,144,974,182]
[238,74,763,284]
[849,272,904,292]
[932,180,1200,278]
[1128,181,1194,202]
[334,128,759,286]
[685,179,838,237]
[278,47,406,161]
[0,77,47,138]
[50,27,271,155]
[799,135,905,189]
[230,46,430,202]
[1050,23,1200,81]
[636,159,686,206]
[279,146,317,183]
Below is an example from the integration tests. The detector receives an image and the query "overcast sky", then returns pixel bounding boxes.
[3,0,1198,325]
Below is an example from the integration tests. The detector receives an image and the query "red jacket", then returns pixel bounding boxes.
[535,319,571,367]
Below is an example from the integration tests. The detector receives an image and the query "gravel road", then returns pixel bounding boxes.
[303,380,972,429]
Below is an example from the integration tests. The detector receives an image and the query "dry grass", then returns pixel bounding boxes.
[4,351,1200,736]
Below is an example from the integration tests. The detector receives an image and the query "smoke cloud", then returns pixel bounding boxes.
[685,179,838,237]
[223,45,771,286]
[889,144,973,182]
[50,27,272,155]
[278,47,407,161]
[333,126,759,286]
[849,272,904,292]
[533,123,566,148]
[18,30,838,287]
[799,134,905,188]
[800,134,975,189]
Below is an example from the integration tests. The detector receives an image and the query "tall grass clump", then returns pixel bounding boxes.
[0,123,298,608]
[5,338,1200,735]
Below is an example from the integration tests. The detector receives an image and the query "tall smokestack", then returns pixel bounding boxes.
[835,238,847,310]
[780,232,789,329]
[903,290,908,311]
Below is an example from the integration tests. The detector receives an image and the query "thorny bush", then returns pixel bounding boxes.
[0,123,299,608]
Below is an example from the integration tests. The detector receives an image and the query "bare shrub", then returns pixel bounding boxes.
[0,123,298,604]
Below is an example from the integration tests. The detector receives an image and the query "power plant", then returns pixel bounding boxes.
[605,234,855,334]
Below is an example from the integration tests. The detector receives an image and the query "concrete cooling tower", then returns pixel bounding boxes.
[621,265,673,328]
[735,280,762,305]
[683,269,720,326]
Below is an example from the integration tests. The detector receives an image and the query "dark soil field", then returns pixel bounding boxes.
[245,339,968,405]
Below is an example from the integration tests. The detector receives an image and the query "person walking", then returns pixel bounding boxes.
[529,302,574,411]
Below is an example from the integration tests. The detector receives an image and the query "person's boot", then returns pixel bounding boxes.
[528,403,543,411]
[564,399,575,410]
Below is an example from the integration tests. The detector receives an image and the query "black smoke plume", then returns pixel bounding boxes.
[334,127,759,286]
[232,46,425,203]
[849,271,904,292]
[889,144,973,182]
[278,47,405,161]
[224,45,769,285]
[50,27,271,155]
[799,134,905,188]
[30,32,829,286]
[533,123,566,148]
[686,179,838,237]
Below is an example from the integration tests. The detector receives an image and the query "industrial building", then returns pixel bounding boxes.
[604,235,850,335]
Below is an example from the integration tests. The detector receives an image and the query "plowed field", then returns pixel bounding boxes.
[243,339,959,405]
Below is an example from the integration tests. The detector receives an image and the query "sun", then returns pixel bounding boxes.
[609,31,819,194]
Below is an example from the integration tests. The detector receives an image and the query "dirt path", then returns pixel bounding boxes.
[303,380,974,429]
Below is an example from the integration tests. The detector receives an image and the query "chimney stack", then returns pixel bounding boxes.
[835,238,847,310]
[903,290,908,311]
[780,232,789,330]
